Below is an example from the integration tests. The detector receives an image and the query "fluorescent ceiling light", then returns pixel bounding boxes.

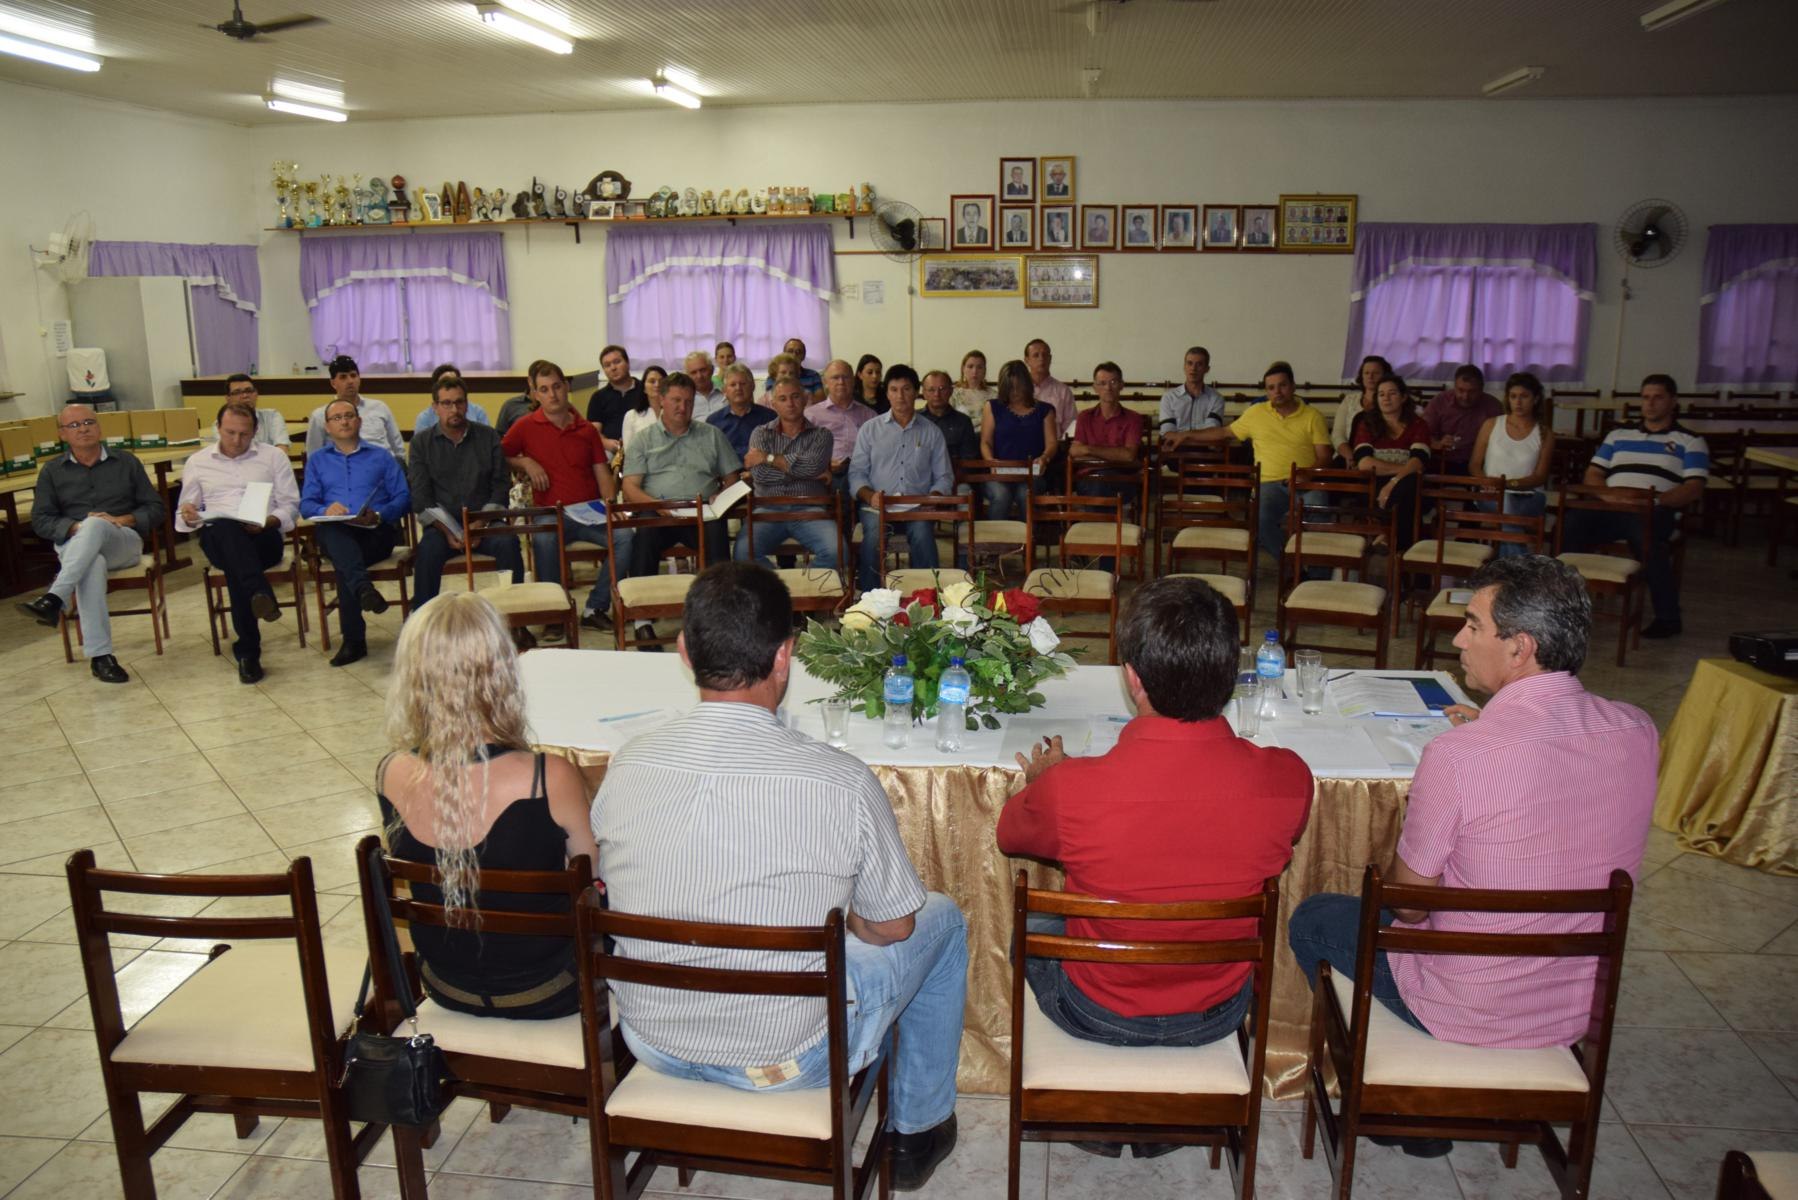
[659,65,703,94]
[1639,0,1730,31]
[1481,66,1544,97]
[265,96,348,122]
[0,9,95,51]
[0,30,99,71]
[271,78,344,108]
[494,0,574,36]
[653,79,701,109]
[476,4,572,54]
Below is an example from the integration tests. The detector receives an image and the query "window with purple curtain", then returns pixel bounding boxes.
[298,232,510,372]
[1343,223,1597,383]
[88,241,261,374]
[605,223,835,368]
[1698,225,1798,386]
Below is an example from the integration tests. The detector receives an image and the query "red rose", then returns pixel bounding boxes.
[1002,588,1041,625]
[892,611,911,627]
[905,587,939,614]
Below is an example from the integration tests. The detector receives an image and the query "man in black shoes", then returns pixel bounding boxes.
[300,398,410,666]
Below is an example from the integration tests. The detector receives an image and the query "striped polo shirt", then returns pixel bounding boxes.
[1589,421,1709,493]
[591,702,927,1066]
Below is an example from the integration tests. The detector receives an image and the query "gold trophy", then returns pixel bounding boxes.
[334,177,352,225]
[271,160,299,228]
[302,179,321,226]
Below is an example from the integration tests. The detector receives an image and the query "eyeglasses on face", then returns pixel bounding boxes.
[326,412,360,423]
[60,418,99,430]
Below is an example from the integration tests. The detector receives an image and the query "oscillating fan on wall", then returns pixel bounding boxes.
[869,200,925,263]
[1613,199,1688,269]
[33,211,96,283]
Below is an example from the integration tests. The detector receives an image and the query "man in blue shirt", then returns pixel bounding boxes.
[301,397,411,666]
[706,364,778,457]
[849,364,954,591]
[764,337,824,395]
[413,364,492,434]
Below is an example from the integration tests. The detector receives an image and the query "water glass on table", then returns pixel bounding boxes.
[1296,650,1327,715]
[821,698,852,748]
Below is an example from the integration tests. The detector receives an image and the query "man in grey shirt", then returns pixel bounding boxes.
[848,364,954,591]
[738,376,838,569]
[593,562,966,1192]
[406,376,523,606]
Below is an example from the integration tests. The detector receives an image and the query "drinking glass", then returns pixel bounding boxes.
[1233,645,1261,736]
[821,698,852,748]
[1297,650,1327,715]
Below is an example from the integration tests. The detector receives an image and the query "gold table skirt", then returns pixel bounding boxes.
[554,747,1408,1100]
[1655,658,1798,875]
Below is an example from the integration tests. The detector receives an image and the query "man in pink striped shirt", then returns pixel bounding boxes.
[1289,555,1655,1154]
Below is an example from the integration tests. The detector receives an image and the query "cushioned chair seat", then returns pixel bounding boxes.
[480,582,572,614]
[106,555,157,581]
[885,567,970,592]
[1283,532,1367,558]
[775,567,846,598]
[1063,522,1142,548]
[1327,972,1588,1092]
[1402,540,1494,570]
[971,519,1027,547]
[112,942,363,1073]
[1704,476,1736,490]
[412,1000,586,1069]
[1285,580,1386,616]
[1557,552,1641,584]
[606,1063,833,1139]
[1169,573,1247,606]
[1023,568,1113,600]
[1172,527,1250,553]
[1425,588,1467,619]
[1019,993,1251,1094]
[617,574,695,606]
[1749,1152,1798,1197]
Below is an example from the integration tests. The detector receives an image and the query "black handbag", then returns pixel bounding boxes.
[338,843,454,1127]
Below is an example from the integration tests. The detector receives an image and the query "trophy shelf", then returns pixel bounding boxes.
[267,211,864,244]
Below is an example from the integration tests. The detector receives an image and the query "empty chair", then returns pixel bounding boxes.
[605,498,709,651]
[464,506,579,645]
[874,491,976,593]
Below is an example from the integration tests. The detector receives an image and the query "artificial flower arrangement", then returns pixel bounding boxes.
[794,577,1077,729]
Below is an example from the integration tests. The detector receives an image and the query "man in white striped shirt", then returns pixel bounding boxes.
[592,562,967,1191]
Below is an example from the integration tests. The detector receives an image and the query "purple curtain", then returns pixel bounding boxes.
[605,222,834,367]
[189,286,258,374]
[89,241,260,375]
[1344,223,1597,383]
[299,231,510,370]
[1698,225,1798,386]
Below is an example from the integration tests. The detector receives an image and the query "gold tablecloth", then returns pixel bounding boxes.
[1655,658,1798,875]
[554,748,1408,1100]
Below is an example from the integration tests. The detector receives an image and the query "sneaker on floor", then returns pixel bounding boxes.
[356,583,389,615]
[890,1114,957,1192]
[580,610,611,632]
[1641,618,1682,639]
[89,653,129,684]
[251,591,280,622]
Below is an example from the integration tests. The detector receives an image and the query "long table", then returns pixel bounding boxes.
[522,649,1468,1098]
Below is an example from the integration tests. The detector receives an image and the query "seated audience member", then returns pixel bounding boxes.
[408,377,525,608]
[213,374,291,446]
[586,344,642,454]
[951,349,995,423]
[17,403,166,684]
[762,353,802,405]
[1562,373,1707,638]
[712,340,737,376]
[1350,375,1431,551]
[1423,365,1502,475]
[1184,361,1332,569]
[1469,371,1555,557]
[682,350,727,422]
[1288,556,1655,1155]
[380,591,599,1019]
[621,365,666,451]
[1024,338,1077,442]
[501,359,618,634]
[495,389,538,438]
[979,359,1059,521]
[1157,346,1226,448]
[1071,361,1146,502]
[855,354,887,412]
[806,359,876,508]
[706,363,778,456]
[300,397,411,667]
[305,355,406,460]
[738,377,838,569]
[766,337,824,395]
[851,364,954,591]
[918,369,979,464]
[1335,355,1392,464]
[414,364,492,433]
[177,402,302,683]
[592,562,966,1191]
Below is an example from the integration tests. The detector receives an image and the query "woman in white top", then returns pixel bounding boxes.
[1333,354,1391,463]
[1469,370,1556,557]
[951,349,995,423]
[620,364,667,451]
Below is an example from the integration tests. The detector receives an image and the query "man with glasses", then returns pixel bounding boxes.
[300,398,410,666]
[408,377,523,608]
[17,404,165,684]
[304,354,406,460]
[217,374,291,446]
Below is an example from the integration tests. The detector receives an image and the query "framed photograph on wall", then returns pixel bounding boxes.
[585,200,617,220]
[1025,254,1099,309]
[1278,193,1357,253]
[1040,204,1075,249]
[1120,205,1158,250]
[917,217,946,251]
[999,204,1035,250]
[949,194,995,251]
[1081,204,1116,250]
[999,158,1036,202]
[1241,205,1277,250]
[1160,205,1197,250]
[1202,204,1240,250]
[919,254,1025,298]
[1040,155,1075,203]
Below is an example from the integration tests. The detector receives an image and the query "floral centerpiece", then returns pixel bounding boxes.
[795,579,1076,729]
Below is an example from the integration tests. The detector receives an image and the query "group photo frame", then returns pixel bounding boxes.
[1024,254,1099,309]
[919,253,1025,298]
[949,193,995,251]
[1279,193,1358,253]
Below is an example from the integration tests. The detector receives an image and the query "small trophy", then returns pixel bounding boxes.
[334,178,352,225]
[302,180,322,227]
[490,188,509,221]
[389,175,411,223]
[272,160,298,228]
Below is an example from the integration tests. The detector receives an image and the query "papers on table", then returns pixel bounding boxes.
[668,479,752,521]
[199,480,271,527]
[592,708,671,750]
[1331,676,1449,719]
[1269,724,1391,773]
[1000,716,1093,760]
[1364,719,1452,766]
[563,500,608,526]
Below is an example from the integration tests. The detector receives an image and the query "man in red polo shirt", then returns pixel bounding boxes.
[1070,360,1146,568]
[501,358,618,632]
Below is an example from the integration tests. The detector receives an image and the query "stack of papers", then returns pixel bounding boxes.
[1331,677,1449,719]
[200,481,272,527]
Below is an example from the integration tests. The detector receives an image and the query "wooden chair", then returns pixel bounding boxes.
[64,848,378,1200]
[463,506,579,646]
[1399,474,1504,615]
[956,459,1034,577]
[60,525,172,662]
[1698,430,1748,545]
[1717,1149,1793,1199]
[1157,460,1259,634]
[1554,485,1653,667]
[1302,865,1632,1200]
[354,835,597,1199]
[875,491,976,593]
[604,498,708,651]
[1414,509,1546,669]
[1772,459,1798,567]
[202,528,308,654]
[1063,455,1151,579]
[1025,492,1121,663]
[743,493,851,616]
[1279,495,1397,668]
[297,516,415,652]
[1007,872,1279,1200]
[574,892,891,1200]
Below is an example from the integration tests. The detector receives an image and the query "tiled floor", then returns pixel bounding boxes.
[0,535,1793,1198]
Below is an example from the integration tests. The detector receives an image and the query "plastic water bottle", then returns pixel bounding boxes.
[1256,630,1286,720]
[935,657,971,753]
[883,655,914,748]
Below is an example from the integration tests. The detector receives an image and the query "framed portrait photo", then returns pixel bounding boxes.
[585,199,616,220]
[999,157,1036,203]
[1160,205,1197,251]
[917,217,946,251]
[1081,204,1117,250]
[1025,254,1099,309]
[1278,193,1357,253]
[1040,155,1075,203]
[1240,205,1277,250]
[1040,204,1075,250]
[949,194,995,251]
[919,254,1024,299]
[1202,204,1241,250]
[1120,205,1158,251]
[998,204,1035,250]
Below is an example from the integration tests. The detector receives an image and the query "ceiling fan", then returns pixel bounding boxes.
[202,1,327,41]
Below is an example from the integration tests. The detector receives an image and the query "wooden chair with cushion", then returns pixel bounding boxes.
[1025,493,1122,663]
[203,527,307,654]
[875,491,976,593]
[1063,456,1151,579]
[1157,460,1259,634]
[1399,473,1504,616]
[1414,509,1545,669]
[1007,872,1279,1200]
[956,460,1034,578]
[65,848,378,1200]
[60,525,172,662]
[1302,864,1632,1200]
[574,892,891,1200]
[1553,485,1653,667]
[1698,431,1747,545]
[463,506,579,646]
[1718,1149,1796,1199]
[604,498,709,651]
[1279,496,1397,668]
[743,493,851,617]
[296,516,416,653]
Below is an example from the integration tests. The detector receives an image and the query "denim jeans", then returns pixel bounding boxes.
[1258,483,1327,565]
[310,521,399,642]
[736,518,840,571]
[1024,915,1251,1047]
[621,893,968,1135]
[1478,492,1547,558]
[1286,893,1429,1031]
[52,519,144,659]
[1562,504,1682,623]
[412,525,524,607]
[981,479,1033,522]
[530,522,622,615]
[857,505,939,592]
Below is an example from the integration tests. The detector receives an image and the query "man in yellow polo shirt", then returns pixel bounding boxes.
[1187,361,1332,568]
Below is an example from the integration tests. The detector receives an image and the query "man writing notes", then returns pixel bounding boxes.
[300,397,410,667]
[739,377,839,569]
[849,364,954,591]
[304,354,406,460]
[408,376,524,608]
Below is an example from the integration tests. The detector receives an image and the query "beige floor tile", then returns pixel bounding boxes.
[6,1138,249,1200]
[337,747,385,787]
[60,704,180,744]
[0,1027,113,1138]
[0,939,136,1025]
[1764,924,1798,955]
[1447,1124,1669,1199]
[272,691,389,731]
[1666,852,1798,907]
[181,708,304,751]
[41,948,210,1032]
[1616,951,1728,1029]
[203,731,333,782]
[70,725,199,774]
[284,830,382,893]
[1605,1027,1798,1129]
[1640,827,1685,868]
[179,851,294,878]
[0,745,87,789]
[0,699,58,729]
[0,1026,31,1054]
[254,789,381,850]
[0,1135,66,1195]
[1628,1124,1798,1200]
[212,1153,403,1199]
[0,872,76,940]
[76,1089,285,1154]
[1627,915,1737,953]
[1671,952,1798,1033]
[0,772,101,825]
[87,751,221,804]
[431,1176,594,1200]
[125,813,280,874]
[103,779,247,839]
[1631,868,1798,953]
[0,721,71,757]
[1248,1111,1461,1199]
[45,685,168,729]
[158,688,281,727]
[0,806,120,868]
[1,840,135,876]
[16,885,209,950]
[1743,1031,1798,1101]
[229,759,365,812]
[305,718,394,758]
[438,1104,594,1187]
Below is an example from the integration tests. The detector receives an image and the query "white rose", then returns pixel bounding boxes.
[940,580,978,609]
[859,588,903,620]
[941,605,981,633]
[840,607,875,632]
[1025,616,1060,655]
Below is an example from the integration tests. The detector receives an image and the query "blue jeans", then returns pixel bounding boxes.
[1478,492,1547,558]
[736,518,840,570]
[530,522,624,615]
[857,505,939,592]
[1286,893,1429,1031]
[412,525,524,606]
[981,479,1033,522]
[621,893,968,1135]
[1024,915,1251,1047]
[1258,483,1327,565]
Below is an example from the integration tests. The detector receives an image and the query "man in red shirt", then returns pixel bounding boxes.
[501,359,618,632]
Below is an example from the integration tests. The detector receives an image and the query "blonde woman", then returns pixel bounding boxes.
[951,349,995,422]
[379,592,598,1019]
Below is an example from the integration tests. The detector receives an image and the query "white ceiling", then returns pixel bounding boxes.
[0,0,1792,124]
